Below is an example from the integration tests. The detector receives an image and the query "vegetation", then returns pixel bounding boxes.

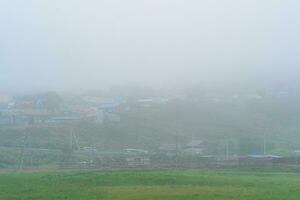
[2,93,300,168]
[1,169,300,199]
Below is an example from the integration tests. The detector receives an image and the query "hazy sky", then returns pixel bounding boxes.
[1,0,299,92]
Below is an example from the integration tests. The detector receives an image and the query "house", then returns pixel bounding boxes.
[124,148,150,167]
[136,98,169,108]
[125,148,148,154]
[78,160,95,168]
[5,93,62,125]
[136,99,153,108]
[47,116,81,124]
[79,146,97,152]
[125,157,150,167]
[96,99,123,124]
[183,140,204,156]
[79,107,97,119]
[238,155,281,166]
[98,99,121,113]
[186,140,204,148]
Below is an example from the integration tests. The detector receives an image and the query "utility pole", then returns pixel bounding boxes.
[70,128,73,152]
[175,132,179,169]
[225,140,229,161]
[263,132,266,155]
[68,127,75,167]
[19,129,29,170]
[70,127,79,152]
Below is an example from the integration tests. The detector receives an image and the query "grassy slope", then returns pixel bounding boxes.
[1,170,300,200]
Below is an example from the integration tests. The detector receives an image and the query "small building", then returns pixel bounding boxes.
[97,99,122,124]
[125,157,150,167]
[98,100,121,113]
[238,155,281,166]
[47,116,81,124]
[124,148,150,167]
[136,99,153,108]
[183,140,204,156]
[79,146,97,152]
[186,140,203,148]
[78,160,95,168]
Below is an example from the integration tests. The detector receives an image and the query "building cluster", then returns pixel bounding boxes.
[68,140,299,169]
[0,92,170,126]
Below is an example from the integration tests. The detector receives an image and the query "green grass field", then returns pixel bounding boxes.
[1,169,300,200]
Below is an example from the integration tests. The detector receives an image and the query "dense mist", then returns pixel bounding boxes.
[2,1,300,199]
[1,0,300,92]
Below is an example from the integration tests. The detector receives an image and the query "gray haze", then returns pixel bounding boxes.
[1,0,300,92]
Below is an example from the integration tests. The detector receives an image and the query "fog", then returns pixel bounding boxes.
[3,0,300,177]
[1,0,300,92]
[3,2,300,198]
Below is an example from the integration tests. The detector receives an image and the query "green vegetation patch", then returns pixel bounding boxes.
[1,170,300,200]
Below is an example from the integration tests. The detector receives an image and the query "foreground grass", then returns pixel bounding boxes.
[1,169,300,199]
